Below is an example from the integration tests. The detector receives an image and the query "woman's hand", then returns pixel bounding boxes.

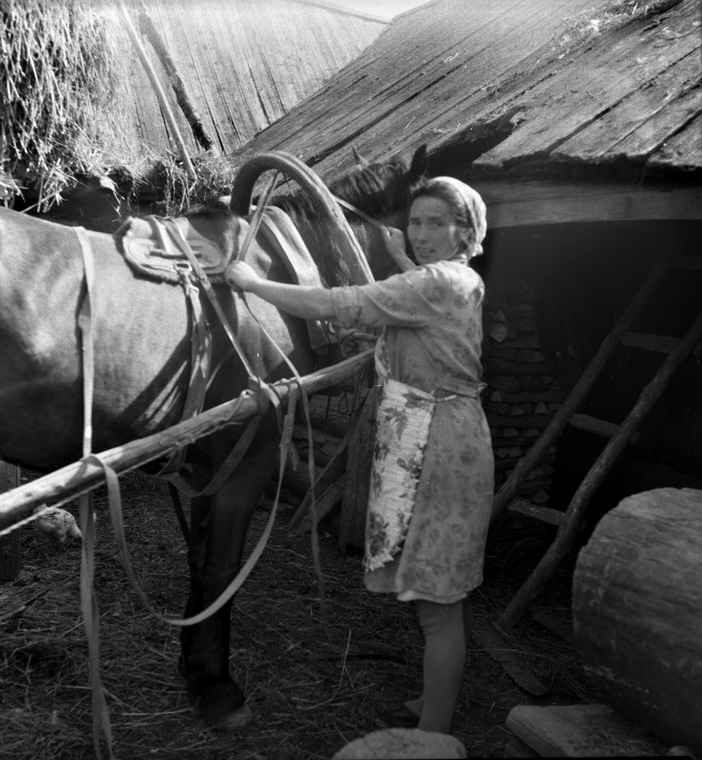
[224,261,335,319]
[381,226,416,272]
[225,261,261,292]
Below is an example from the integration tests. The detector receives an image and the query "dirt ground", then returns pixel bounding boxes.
[0,469,598,760]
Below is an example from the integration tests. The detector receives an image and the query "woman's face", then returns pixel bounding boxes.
[407,196,463,265]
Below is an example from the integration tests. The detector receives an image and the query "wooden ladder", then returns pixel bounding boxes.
[491,236,702,628]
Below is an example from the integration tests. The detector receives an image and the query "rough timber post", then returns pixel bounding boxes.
[0,462,21,580]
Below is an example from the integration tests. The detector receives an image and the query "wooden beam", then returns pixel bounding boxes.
[507,497,563,525]
[569,413,619,438]
[0,350,374,525]
[474,179,702,228]
[621,331,682,353]
[505,704,667,757]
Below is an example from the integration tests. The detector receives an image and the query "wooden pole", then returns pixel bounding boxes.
[136,5,217,152]
[491,240,676,521]
[0,463,21,580]
[115,1,197,182]
[0,350,374,526]
[499,306,702,628]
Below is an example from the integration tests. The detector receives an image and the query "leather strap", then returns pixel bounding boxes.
[75,226,115,760]
[163,218,256,379]
[333,195,386,230]
[155,265,212,481]
[86,383,299,628]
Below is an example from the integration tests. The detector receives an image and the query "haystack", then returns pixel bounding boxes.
[1,0,147,211]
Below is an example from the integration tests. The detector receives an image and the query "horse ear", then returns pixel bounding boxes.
[352,145,370,168]
[409,144,429,181]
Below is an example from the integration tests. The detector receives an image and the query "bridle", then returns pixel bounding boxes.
[333,196,389,232]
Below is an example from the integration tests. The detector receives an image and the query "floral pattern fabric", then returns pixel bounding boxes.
[364,379,435,572]
[331,261,495,603]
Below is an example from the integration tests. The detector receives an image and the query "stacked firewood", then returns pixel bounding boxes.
[482,270,563,504]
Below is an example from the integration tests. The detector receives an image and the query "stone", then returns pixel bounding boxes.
[332,727,467,759]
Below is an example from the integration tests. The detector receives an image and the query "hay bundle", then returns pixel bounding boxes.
[0,0,141,209]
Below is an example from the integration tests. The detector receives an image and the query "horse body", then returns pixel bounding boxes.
[0,147,427,729]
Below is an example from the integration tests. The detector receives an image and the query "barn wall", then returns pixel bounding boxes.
[123,0,386,155]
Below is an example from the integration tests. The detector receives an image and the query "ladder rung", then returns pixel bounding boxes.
[672,253,702,271]
[507,498,564,525]
[621,332,682,353]
[569,413,618,438]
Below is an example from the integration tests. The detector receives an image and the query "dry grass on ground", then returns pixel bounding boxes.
[0,470,597,760]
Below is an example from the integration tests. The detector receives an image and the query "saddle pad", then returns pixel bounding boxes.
[119,208,334,351]
[121,216,233,284]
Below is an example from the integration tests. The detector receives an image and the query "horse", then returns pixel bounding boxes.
[0,146,428,730]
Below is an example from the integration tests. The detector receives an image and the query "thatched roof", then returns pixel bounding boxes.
[231,0,701,225]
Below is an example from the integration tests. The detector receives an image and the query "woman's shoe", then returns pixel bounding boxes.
[376,702,421,728]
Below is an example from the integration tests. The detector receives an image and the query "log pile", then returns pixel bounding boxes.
[482,270,562,504]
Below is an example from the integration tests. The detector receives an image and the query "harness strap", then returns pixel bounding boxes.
[333,196,386,230]
[85,383,299,628]
[155,265,213,481]
[153,220,276,500]
[162,218,256,380]
[234,170,280,264]
[75,226,115,760]
[159,412,263,499]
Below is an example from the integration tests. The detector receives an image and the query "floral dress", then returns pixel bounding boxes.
[331,260,494,603]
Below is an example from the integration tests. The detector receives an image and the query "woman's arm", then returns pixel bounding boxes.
[225,261,336,320]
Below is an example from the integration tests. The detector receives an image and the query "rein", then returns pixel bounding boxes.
[71,223,296,755]
[70,183,381,750]
[333,196,387,231]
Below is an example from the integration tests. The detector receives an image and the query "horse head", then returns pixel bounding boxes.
[229,145,429,286]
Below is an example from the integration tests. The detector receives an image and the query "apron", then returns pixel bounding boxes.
[363,338,483,573]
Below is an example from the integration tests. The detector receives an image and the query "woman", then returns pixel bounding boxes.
[226,177,494,735]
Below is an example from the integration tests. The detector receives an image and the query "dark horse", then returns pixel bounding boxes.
[0,147,427,730]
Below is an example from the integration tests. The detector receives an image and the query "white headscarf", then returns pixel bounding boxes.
[429,176,487,256]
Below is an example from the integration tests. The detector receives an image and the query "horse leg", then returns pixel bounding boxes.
[180,418,280,730]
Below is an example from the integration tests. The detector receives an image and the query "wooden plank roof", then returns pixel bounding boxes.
[114,0,386,156]
[231,0,701,189]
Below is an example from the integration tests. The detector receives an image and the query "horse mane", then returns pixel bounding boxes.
[269,154,418,286]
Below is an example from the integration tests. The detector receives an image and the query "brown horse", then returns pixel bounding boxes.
[0,147,427,729]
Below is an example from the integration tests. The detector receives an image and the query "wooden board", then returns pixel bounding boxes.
[472,625,549,697]
[339,388,376,552]
[477,180,702,228]
[556,50,701,162]
[531,608,572,643]
[506,704,667,757]
[234,0,616,171]
[474,5,700,168]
